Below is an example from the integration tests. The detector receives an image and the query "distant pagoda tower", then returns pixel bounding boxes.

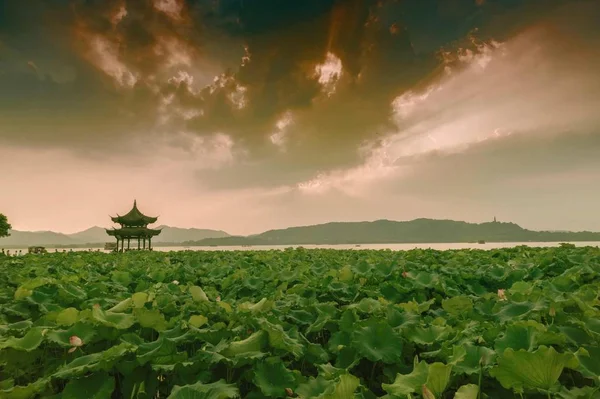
[106,200,161,251]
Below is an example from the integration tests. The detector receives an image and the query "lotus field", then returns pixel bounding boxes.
[1,246,600,398]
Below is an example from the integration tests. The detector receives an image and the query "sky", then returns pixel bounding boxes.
[1,0,600,235]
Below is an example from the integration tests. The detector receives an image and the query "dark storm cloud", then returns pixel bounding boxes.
[0,0,589,174]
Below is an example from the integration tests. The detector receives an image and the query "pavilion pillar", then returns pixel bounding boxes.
[148,237,152,250]
[137,238,140,250]
[143,238,146,250]
[127,239,130,250]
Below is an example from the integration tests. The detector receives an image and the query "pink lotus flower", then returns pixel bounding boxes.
[497,289,507,301]
[68,335,83,353]
[216,296,221,302]
[402,271,408,278]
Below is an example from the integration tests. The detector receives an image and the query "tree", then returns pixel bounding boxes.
[0,213,11,238]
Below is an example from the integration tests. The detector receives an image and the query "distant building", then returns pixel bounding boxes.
[106,200,161,251]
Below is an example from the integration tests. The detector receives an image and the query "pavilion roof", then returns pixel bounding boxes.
[110,200,158,226]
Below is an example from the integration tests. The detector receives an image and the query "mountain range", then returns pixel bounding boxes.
[2,219,600,248]
[0,226,229,247]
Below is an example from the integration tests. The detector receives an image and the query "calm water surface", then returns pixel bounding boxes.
[5,241,600,254]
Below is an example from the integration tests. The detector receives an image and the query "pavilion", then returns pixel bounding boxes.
[106,200,162,251]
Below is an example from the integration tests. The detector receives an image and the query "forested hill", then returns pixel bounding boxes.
[187,219,600,246]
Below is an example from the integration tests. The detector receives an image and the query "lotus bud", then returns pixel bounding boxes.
[216,296,221,302]
[422,385,436,399]
[285,388,294,397]
[549,307,556,317]
[402,271,408,278]
[68,335,83,353]
[497,289,507,301]
[69,336,83,347]
[172,280,180,285]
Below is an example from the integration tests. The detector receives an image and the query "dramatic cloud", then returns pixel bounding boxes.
[1,0,599,233]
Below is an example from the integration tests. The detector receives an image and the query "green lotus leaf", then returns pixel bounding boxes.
[62,372,115,399]
[0,327,45,351]
[334,346,359,369]
[108,298,132,313]
[253,357,299,397]
[0,377,48,399]
[132,292,149,308]
[238,298,272,313]
[351,321,403,363]
[585,318,600,337]
[134,308,168,332]
[298,333,330,364]
[189,285,209,302]
[296,376,331,398]
[322,374,360,399]
[53,343,134,379]
[307,303,338,333]
[494,301,536,322]
[349,297,381,314]
[92,307,135,329]
[442,296,473,316]
[189,315,208,328]
[550,276,578,293]
[490,346,579,393]
[453,384,479,399]
[167,379,240,399]
[559,326,592,346]
[111,271,132,286]
[339,309,359,332]
[382,359,428,396]
[557,385,600,399]
[338,265,354,282]
[0,378,14,390]
[286,309,315,325]
[494,323,539,353]
[46,322,97,347]
[221,330,267,357]
[449,344,495,375]
[425,362,453,398]
[387,306,420,328]
[396,299,435,314]
[413,272,438,288]
[0,320,33,333]
[258,318,304,358]
[13,287,32,300]
[575,346,600,381]
[509,281,533,295]
[404,325,450,346]
[137,336,185,365]
[56,307,80,326]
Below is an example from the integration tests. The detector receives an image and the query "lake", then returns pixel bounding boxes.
[3,241,600,254]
